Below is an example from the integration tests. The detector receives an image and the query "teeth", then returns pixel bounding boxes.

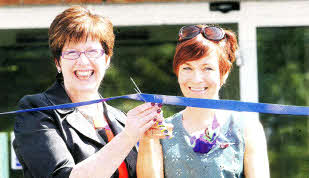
[76,71,91,76]
[190,87,206,91]
[75,70,93,79]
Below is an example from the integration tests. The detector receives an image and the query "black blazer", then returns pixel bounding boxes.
[13,80,137,178]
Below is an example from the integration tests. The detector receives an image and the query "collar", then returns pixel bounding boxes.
[43,79,126,134]
[43,80,75,114]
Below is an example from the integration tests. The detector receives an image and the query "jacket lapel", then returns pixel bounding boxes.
[103,103,125,136]
[66,110,106,145]
[44,80,137,174]
[44,81,106,145]
[44,81,74,114]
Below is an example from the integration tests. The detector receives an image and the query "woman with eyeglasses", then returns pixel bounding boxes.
[137,25,270,177]
[13,6,164,178]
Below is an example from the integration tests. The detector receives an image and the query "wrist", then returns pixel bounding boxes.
[139,137,160,145]
[122,129,138,145]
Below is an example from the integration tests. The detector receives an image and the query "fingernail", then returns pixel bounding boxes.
[161,129,169,134]
[157,109,161,113]
[151,102,155,106]
[158,103,163,108]
[158,121,163,125]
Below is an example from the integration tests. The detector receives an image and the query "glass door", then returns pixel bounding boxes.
[257,26,309,177]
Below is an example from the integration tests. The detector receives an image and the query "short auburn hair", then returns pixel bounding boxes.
[49,5,115,61]
[173,25,238,84]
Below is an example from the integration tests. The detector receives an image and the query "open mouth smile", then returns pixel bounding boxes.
[74,70,94,80]
[189,87,208,92]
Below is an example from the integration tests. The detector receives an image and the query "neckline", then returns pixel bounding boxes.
[178,110,228,137]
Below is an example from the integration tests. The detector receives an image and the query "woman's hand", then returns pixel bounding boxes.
[143,104,173,140]
[144,120,174,140]
[124,102,163,143]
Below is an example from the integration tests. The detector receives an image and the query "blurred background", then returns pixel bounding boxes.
[0,0,309,177]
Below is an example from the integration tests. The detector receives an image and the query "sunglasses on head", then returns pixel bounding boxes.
[178,25,225,42]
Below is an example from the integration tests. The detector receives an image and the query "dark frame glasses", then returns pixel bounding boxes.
[178,25,225,42]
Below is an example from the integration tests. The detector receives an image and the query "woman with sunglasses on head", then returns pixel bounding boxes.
[13,6,163,178]
[137,25,270,178]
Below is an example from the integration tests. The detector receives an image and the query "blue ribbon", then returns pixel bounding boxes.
[1,93,309,116]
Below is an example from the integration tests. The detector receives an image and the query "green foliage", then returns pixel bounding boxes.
[258,27,309,177]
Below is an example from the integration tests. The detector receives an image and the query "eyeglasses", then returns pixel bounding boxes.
[61,49,105,60]
[178,25,225,42]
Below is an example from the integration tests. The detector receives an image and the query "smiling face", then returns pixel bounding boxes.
[56,38,110,97]
[177,51,221,100]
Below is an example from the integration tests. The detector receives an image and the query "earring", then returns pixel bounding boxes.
[57,68,61,73]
